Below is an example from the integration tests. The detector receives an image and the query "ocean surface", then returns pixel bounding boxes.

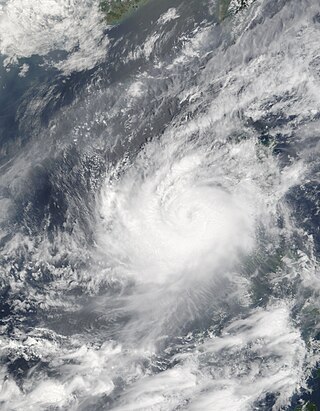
[1,0,320,410]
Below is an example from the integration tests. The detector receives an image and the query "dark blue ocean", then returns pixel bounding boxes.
[1,0,320,410]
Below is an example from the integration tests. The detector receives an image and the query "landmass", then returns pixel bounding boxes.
[100,0,149,24]
[295,402,318,411]
[100,0,255,26]
[218,0,254,21]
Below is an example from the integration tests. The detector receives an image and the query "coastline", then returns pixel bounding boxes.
[100,0,149,25]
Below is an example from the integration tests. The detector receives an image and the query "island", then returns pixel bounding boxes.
[100,0,254,26]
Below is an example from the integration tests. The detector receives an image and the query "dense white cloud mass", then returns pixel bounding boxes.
[0,0,109,73]
[0,0,320,409]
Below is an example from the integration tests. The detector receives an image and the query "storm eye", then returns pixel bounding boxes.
[97,143,272,287]
[1,0,319,410]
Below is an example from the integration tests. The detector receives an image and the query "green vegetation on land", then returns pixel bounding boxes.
[295,402,318,411]
[100,0,254,25]
[100,0,148,24]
